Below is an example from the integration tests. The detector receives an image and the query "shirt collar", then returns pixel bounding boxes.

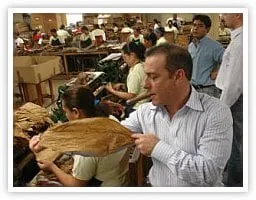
[185,86,204,111]
[149,86,204,112]
[198,35,208,44]
[192,35,207,46]
[231,26,242,40]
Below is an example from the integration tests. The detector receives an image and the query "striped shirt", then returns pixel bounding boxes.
[121,87,233,186]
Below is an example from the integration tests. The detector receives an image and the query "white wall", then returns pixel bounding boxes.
[13,13,24,23]
[66,14,83,25]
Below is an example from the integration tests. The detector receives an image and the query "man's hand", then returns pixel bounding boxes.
[131,134,159,156]
[210,71,218,80]
[210,68,219,80]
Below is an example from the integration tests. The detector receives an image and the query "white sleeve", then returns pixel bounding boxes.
[220,41,243,107]
[38,38,42,45]
[72,155,97,181]
[102,31,106,41]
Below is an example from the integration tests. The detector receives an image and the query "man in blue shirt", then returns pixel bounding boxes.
[188,14,224,98]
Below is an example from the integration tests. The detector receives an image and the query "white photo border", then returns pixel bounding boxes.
[8,7,248,193]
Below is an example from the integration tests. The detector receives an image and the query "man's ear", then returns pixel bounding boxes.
[174,69,186,82]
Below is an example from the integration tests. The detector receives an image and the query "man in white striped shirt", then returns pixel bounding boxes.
[121,44,233,186]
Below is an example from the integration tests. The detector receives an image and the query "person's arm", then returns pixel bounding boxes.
[66,31,72,38]
[49,36,53,46]
[121,106,144,132]
[126,92,150,105]
[173,27,179,40]
[90,31,96,46]
[211,43,225,80]
[37,160,88,187]
[102,31,106,41]
[140,35,144,44]
[210,65,220,80]
[112,83,126,91]
[177,20,182,29]
[128,34,133,42]
[213,43,225,65]
[220,42,243,107]
[105,82,136,100]
[38,38,43,45]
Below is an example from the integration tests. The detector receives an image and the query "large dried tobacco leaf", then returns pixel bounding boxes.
[36,117,134,161]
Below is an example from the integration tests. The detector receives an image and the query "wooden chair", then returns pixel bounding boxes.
[128,147,147,186]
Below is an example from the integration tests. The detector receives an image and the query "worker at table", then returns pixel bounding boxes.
[105,41,149,116]
[79,25,94,49]
[49,28,62,46]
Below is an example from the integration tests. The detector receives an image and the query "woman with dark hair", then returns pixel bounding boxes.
[32,29,42,47]
[91,24,106,46]
[79,26,93,49]
[128,27,144,44]
[165,20,179,41]
[154,27,168,46]
[153,19,160,30]
[61,85,109,119]
[32,29,41,42]
[113,23,119,33]
[49,28,62,46]
[57,24,71,44]
[29,85,129,187]
[143,32,157,48]
[105,41,148,113]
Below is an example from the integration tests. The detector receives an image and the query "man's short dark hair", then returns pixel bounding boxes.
[145,43,193,80]
[192,14,212,28]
